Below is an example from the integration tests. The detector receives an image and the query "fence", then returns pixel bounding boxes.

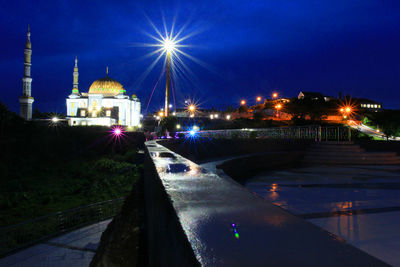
[0,197,125,257]
[191,126,351,141]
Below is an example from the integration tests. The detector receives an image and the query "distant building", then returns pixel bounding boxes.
[173,108,222,119]
[298,91,325,101]
[356,98,382,112]
[19,25,34,120]
[66,61,141,127]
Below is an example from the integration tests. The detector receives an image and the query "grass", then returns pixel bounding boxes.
[0,122,144,228]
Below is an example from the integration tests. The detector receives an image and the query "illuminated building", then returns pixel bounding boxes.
[19,25,34,120]
[66,61,141,127]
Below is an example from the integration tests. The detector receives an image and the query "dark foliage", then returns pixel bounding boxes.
[0,102,144,227]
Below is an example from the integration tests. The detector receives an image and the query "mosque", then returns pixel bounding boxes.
[66,60,141,127]
[19,26,141,127]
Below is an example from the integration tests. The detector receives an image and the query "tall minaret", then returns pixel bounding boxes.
[72,56,79,94]
[19,25,34,120]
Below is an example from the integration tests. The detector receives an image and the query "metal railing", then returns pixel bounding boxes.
[0,197,125,257]
[191,126,351,141]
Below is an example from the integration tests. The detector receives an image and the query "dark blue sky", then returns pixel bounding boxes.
[1,0,400,113]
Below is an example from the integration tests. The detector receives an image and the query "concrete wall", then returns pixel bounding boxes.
[144,145,200,266]
[356,140,400,155]
[159,139,312,163]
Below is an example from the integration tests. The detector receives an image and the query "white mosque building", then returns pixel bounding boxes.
[66,58,141,127]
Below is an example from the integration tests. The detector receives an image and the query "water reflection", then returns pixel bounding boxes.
[231,223,240,239]
[167,163,190,173]
[164,162,207,175]
[268,183,279,201]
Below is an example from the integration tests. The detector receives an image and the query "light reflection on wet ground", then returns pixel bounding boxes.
[245,165,400,267]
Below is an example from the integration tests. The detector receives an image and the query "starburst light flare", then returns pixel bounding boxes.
[135,15,209,117]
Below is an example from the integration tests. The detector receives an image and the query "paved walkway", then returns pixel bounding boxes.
[201,159,400,266]
[0,219,111,267]
[245,165,400,267]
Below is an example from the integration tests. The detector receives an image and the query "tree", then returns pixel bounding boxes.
[160,116,179,135]
[253,111,266,121]
[238,105,249,113]
[369,110,400,139]
[0,102,24,137]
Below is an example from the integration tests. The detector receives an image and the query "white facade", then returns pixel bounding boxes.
[66,93,141,127]
[66,60,141,127]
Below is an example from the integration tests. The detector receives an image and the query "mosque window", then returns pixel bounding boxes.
[378,105,381,108]
[367,104,370,108]
[106,110,111,117]
[71,102,75,108]
[80,110,86,117]
[92,111,97,117]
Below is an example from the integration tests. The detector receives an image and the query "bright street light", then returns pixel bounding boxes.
[272,92,278,98]
[240,100,246,105]
[51,117,59,123]
[162,38,176,54]
[256,96,262,102]
[188,105,196,112]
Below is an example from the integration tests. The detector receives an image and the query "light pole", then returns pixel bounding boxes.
[162,38,176,117]
[165,51,171,117]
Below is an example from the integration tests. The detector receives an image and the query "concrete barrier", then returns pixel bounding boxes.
[144,140,389,266]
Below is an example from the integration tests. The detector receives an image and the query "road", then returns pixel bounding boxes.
[348,121,400,141]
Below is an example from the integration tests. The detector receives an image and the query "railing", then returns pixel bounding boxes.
[190,126,351,141]
[0,197,125,257]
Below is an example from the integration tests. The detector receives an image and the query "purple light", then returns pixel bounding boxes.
[111,126,124,138]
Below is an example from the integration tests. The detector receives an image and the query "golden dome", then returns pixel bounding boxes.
[88,77,126,96]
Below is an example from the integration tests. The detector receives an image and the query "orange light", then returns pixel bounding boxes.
[272,92,278,98]
[241,100,246,105]
[275,104,282,110]
[188,105,196,112]
[340,108,344,112]
[159,111,164,117]
[256,96,262,102]
[346,107,351,113]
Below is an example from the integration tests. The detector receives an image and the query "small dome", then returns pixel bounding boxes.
[88,77,126,96]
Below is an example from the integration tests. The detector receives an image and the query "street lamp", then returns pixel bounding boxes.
[275,104,282,118]
[272,92,278,99]
[188,105,196,112]
[163,38,176,117]
[240,100,246,105]
[256,96,262,102]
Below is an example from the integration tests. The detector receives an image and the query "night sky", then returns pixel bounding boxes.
[1,0,400,114]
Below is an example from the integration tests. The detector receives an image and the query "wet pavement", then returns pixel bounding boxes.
[0,219,111,267]
[244,165,400,267]
[146,141,389,266]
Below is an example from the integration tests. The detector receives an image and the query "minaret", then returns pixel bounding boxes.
[72,56,79,94]
[19,25,34,120]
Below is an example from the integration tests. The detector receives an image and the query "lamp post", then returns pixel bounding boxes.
[162,38,176,117]
[165,51,171,117]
